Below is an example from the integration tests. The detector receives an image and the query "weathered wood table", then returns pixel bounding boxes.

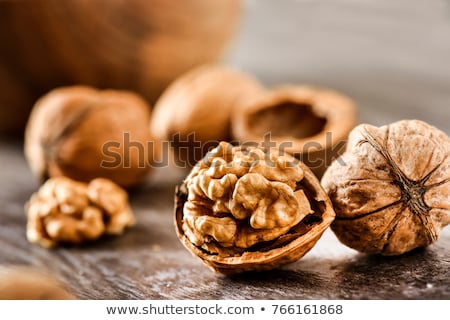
[1,0,449,299]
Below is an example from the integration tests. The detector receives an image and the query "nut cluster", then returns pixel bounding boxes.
[17,65,450,276]
[176,142,335,274]
[26,176,135,248]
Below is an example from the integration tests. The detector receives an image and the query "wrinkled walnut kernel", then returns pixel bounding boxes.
[26,176,135,248]
[175,142,336,274]
[322,120,450,255]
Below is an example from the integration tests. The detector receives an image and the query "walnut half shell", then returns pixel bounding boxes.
[231,86,356,177]
[175,142,335,274]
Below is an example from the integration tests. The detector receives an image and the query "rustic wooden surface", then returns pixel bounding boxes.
[1,0,450,299]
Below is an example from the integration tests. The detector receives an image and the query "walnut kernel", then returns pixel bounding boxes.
[26,176,135,248]
[321,120,450,255]
[175,142,335,274]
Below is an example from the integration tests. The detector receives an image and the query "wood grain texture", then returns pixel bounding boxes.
[1,0,450,299]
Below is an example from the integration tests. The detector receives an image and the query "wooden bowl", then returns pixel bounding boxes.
[0,0,241,135]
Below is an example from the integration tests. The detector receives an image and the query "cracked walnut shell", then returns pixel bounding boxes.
[231,86,356,177]
[321,120,450,255]
[175,142,335,274]
[26,176,135,248]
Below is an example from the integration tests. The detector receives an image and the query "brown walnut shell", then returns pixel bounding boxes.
[321,120,450,255]
[24,86,153,188]
[0,0,241,135]
[175,142,335,274]
[150,65,263,167]
[0,266,76,300]
[231,86,357,177]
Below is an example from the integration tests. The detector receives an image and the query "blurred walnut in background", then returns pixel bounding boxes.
[0,0,241,135]
[24,86,153,188]
[0,266,75,299]
[150,65,263,166]
[231,86,357,177]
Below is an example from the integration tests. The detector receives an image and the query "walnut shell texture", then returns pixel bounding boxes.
[231,86,357,177]
[150,65,263,166]
[175,142,335,274]
[0,0,241,135]
[321,120,450,255]
[24,86,152,188]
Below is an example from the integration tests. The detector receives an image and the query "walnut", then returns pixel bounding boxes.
[0,0,241,135]
[231,86,357,177]
[321,120,450,255]
[24,86,153,188]
[150,65,263,166]
[26,176,135,248]
[0,266,76,299]
[175,142,335,274]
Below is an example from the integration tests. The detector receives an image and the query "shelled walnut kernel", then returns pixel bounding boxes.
[175,142,335,274]
[26,176,135,248]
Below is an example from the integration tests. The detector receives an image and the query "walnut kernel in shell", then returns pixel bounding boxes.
[175,142,335,274]
[321,120,450,255]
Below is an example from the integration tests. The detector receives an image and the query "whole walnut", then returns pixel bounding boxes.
[175,142,335,274]
[24,86,153,188]
[150,65,263,167]
[321,120,450,255]
[0,266,76,299]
